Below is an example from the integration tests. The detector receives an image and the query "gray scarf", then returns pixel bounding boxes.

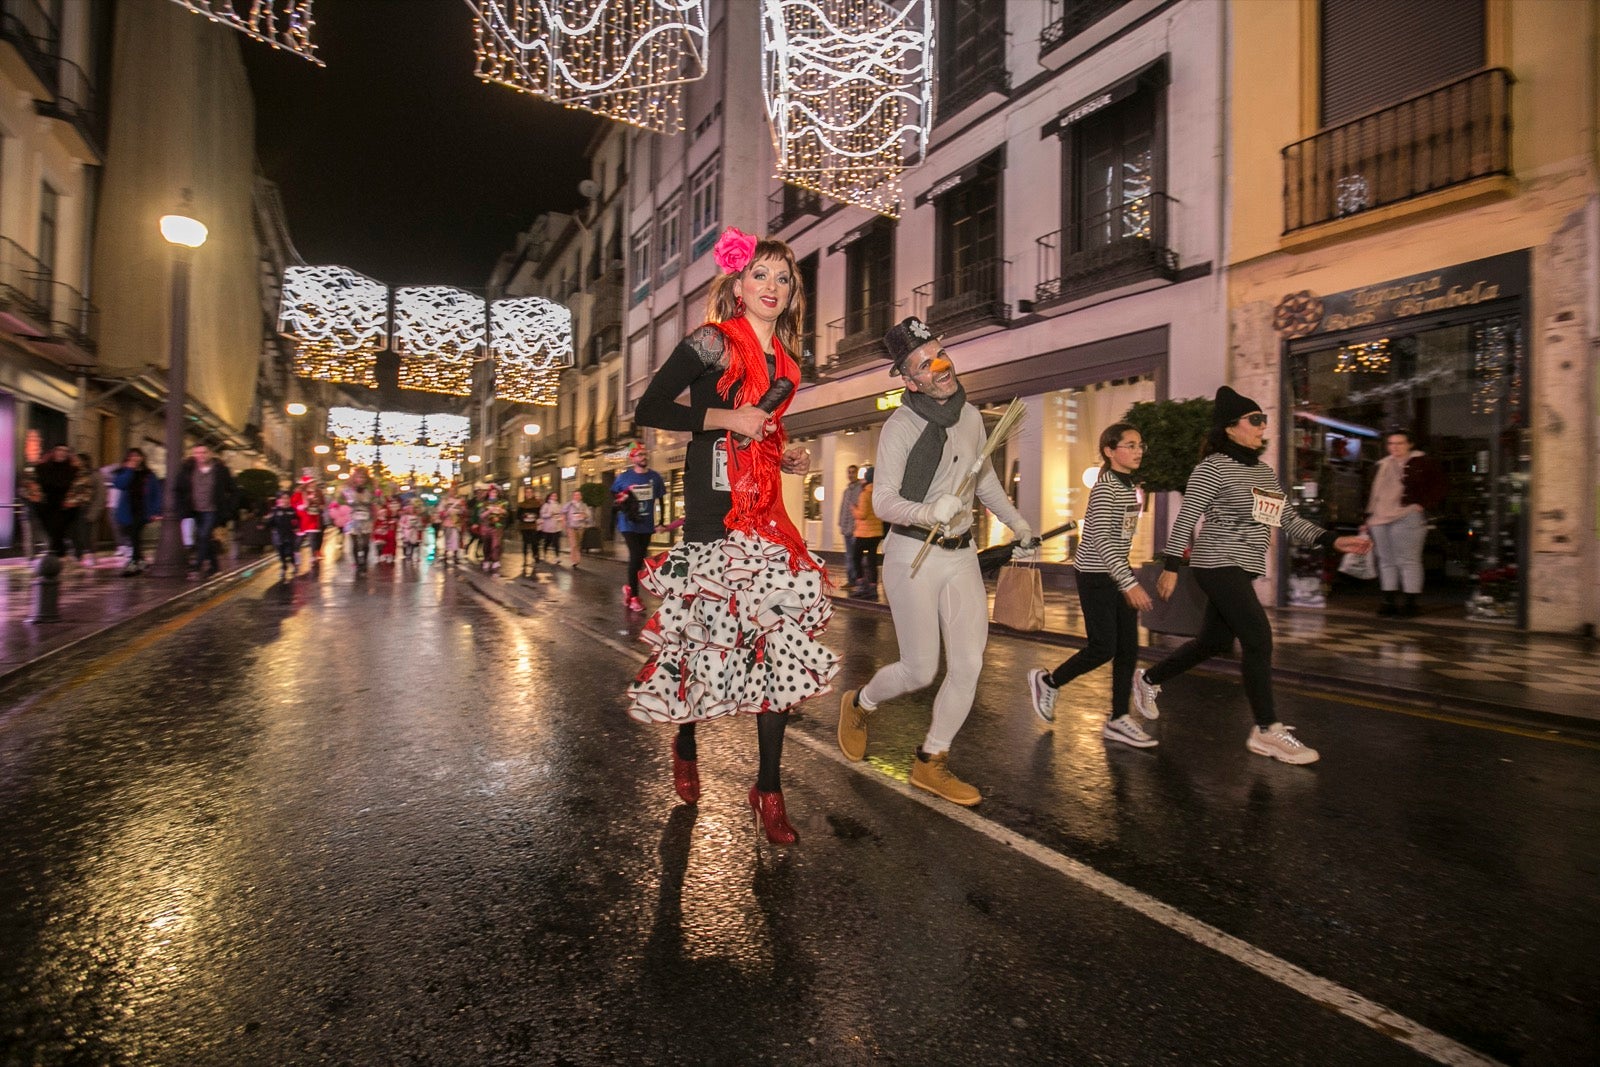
[899,384,966,504]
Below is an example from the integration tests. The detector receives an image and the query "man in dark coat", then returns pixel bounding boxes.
[21,444,80,556]
[174,444,236,577]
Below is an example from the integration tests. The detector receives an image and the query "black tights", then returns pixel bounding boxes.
[674,712,788,792]
[1049,572,1138,719]
[1144,566,1276,727]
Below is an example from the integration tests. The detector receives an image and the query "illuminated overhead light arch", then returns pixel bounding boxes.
[279,265,388,387]
[168,0,322,65]
[761,0,934,217]
[490,296,572,406]
[392,286,486,397]
[469,0,709,133]
[327,408,471,452]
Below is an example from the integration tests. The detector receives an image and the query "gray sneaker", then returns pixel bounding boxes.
[1103,714,1158,748]
[1246,724,1320,765]
[1132,669,1161,720]
[1027,669,1057,724]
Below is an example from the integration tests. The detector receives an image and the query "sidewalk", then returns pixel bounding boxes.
[537,544,1600,729]
[0,552,270,693]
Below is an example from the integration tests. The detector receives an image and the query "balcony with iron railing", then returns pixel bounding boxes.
[823,301,895,378]
[0,236,51,326]
[36,55,103,161]
[1034,192,1179,307]
[1039,0,1129,56]
[1283,67,1512,234]
[0,0,59,94]
[768,184,823,232]
[49,279,97,353]
[913,258,1010,334]
[582,323,622,371]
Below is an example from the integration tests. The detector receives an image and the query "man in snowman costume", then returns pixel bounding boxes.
[836,317,1036,806]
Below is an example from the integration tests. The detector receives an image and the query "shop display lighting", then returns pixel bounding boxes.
[468,0,709,133]
[761,0,934,217]
[279,265,388,388]
[169,0,322,65]
[1333,339,1391,374]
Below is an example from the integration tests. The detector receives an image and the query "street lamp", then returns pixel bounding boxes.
[286,402,308,477]
[313,444,331,455]
[149,192,207,579]
[286,402,308,417]
[522,422,541,490]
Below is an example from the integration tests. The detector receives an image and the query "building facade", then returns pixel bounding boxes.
[1228,0,1599,631]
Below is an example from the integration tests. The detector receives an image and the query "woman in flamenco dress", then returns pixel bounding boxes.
[628,227,837,845]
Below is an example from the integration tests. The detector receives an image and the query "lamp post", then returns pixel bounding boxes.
[286,401,308,481]
[522,421,540,487]
[149,194,208,579]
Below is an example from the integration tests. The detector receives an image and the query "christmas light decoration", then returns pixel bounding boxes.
[761,0,934,216]
[490,296,572,406]
[468,0,709,133]
[344,444,455,482]
[326,408,470,453]
[279,265,388,387]
[168,0,321,65]
[1333,339,1391,375]
[392,286,486,397]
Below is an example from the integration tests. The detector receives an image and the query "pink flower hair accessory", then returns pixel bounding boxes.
[712,227,757,275]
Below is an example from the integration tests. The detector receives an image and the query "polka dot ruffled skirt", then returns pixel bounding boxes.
[626,531,839,724]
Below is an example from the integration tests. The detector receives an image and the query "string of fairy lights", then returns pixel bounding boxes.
[322,408,472,485]
[192,0,935,220]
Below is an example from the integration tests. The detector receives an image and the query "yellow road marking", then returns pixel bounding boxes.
[1279,682,1600,751]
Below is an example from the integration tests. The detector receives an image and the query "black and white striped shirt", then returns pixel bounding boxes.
[1163,448,1335,576]
[1074,468,1142,591]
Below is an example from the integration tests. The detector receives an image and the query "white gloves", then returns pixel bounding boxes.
[924,493,965,527]
[1010,526,1038,562]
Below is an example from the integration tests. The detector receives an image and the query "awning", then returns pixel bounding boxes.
[87,368,253,453]
[913,148,1006,208]
[1040,57,1168,139]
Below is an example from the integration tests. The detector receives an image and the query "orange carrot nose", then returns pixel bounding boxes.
[929,357,952,375]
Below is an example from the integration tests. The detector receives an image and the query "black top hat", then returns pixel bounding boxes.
[883,316,936,373]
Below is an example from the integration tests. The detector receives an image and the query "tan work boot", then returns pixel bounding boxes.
[837,688,871,762]
[909,748,981,806]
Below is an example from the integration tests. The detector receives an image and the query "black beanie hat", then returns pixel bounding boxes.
[1212,385,1262,427]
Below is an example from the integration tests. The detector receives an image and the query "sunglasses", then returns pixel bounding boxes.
[1242,414,1269,427]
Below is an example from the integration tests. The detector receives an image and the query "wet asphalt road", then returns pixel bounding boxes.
[1,558,1595,1066]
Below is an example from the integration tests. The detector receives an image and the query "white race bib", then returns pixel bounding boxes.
[1121,503,1142,539]
[1250,487,1286,528]
[712,440,731,492]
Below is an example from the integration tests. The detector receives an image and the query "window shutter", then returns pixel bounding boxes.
[1320,0,1485,127]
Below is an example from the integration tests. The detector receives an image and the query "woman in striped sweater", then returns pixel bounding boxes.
[1140,387,1372,765]
[1028,423,1160,748]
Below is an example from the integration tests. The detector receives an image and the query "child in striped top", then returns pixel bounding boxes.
[1142,386,1371,765]
[1028,423,1160,748]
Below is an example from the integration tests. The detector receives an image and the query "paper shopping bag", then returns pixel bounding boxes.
[992,562,1045,632]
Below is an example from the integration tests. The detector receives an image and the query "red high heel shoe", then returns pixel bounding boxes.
[671,738,700,804]
[748,785,798,845]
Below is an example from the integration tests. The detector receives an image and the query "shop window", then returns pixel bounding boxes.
[936,0,1007,118]
[1287,316,1527,621]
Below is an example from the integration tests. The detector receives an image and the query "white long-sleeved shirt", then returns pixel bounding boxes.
[1073,468,1141,590]
[871,401,1028,539]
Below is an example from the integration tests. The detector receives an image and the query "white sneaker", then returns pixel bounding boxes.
[83,553,98,568]
[1027,669,1058,724]
[1132,669,1161,720]
[1103,714,1158,748]
[1247,724,1320,765]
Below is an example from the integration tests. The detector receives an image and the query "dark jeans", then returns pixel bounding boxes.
[852,535,880,586]
[36,505,74,556]
[622,531,652,597]
[275,537,296,566]
[842,533,857,584]
[127,520,148,564]
[521,529,539,560]
[1049,571,1138,718]
[1145,566,1276,727]
[192,511,219,573]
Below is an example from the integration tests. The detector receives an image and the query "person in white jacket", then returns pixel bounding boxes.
[836,316,1036,807]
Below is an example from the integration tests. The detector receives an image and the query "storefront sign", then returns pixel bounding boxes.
[560,466,576,478]
[875,389,904,411]
[1274,250,1528,339]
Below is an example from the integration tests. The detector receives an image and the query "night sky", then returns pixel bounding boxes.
[242,0,602,291]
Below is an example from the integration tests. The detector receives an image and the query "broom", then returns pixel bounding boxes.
[910,397,1028,577]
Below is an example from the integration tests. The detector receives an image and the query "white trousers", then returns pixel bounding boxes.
[859,532,990,755]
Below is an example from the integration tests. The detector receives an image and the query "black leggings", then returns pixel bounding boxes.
[674,712,788,792]
[623,531,652,597]
[1049,571,1138,719]
[1144,566,1276,727]
[521,529,538,560]
[852,535,880,585]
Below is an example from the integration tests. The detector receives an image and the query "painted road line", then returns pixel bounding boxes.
[517,599,1503,1067]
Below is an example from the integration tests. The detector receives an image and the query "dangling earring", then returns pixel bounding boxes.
[735,295,745,313]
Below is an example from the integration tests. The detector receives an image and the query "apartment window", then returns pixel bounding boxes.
[937,0,1007,117]
[1321,0,1484,126]
[1071,88,1156,254]
[845,219,894,338]
[38,182,59,280]
[657,194,682,283]
[936,160,1000,297]
[1040,0,1131,55]
[629,227,650,305]
[689,157,720,259]
[797,251,817,377]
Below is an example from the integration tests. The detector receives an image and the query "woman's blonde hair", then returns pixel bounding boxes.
[705,236,806,359]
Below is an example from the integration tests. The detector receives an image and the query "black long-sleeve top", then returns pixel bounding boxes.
[634,324,775,545]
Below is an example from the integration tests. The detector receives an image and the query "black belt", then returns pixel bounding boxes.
[891,524,972,550]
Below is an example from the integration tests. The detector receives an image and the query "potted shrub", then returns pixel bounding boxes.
[578,481,609,552]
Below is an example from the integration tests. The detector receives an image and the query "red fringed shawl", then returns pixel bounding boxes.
[712,316,818,574]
